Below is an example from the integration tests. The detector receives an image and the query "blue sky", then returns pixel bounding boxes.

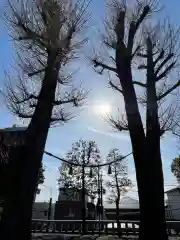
[0,0,180,203]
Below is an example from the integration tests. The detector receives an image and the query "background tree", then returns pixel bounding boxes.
[58,139,101,234]
[58,139,101,202]
[171,156,180,184]
[35,162,45,196]
[105,148,132,238]
[0,1,90,239]
[92,1,180,239]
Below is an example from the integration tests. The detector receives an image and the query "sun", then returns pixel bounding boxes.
[92,103,111,116]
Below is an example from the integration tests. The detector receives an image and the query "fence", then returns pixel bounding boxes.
[32,219,180,237]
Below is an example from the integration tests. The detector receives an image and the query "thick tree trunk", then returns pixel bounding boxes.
[0,54,59,240]
[127,105,167,240]
[129,124,167,240]
[138,39,168,240]
[116,61,167,240]
[138,147,167,240]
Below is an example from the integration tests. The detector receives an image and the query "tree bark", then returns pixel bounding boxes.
[138,145,167,240]
[139,38,168,240]
[116,56,168,239]
[0,53,60,240]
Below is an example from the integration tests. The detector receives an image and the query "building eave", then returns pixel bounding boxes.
[0,126,27,132]
[165,186,180,194]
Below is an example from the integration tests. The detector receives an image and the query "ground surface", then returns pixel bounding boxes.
[32,234,179,240]
[32,234,137,240]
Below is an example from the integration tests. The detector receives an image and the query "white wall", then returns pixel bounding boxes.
[167,189,180,220]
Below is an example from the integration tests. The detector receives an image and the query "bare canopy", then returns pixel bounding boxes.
[3,0,91,125]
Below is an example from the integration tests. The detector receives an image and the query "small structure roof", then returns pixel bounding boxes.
[104,196,139,209]
[165,186,180,194]
[0,126,26,145]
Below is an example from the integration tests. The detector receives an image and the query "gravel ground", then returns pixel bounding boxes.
[32,234,136,240]
[32,234,180,240]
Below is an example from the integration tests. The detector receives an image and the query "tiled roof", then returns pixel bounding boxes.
[165,186,180,193]
[0,126,26,145]
[0,126,27,132]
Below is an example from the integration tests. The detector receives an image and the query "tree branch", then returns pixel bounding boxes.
[154,49,165,66]
[133,81,146,87]
[16,94,38,104]
[155,53,174,75]
[115,11,125,42]
[109,81,123,94]
[108,116,129,132]
[15,19,48,49]
[138,64,147,70]
[137,53,147,58]
[93,59,117,74]
[54,88,87,108]
[53,98,79,107]
[28,69,45,77]
[131,45,141,59]
[157,80,180,101]
[127,6,150,53]
[156,62,176,81]
[18,113,33,118]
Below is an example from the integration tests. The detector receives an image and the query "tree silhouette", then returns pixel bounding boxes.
[58,139,101,202]
[0,1,90,239]
[171,156,180,184]
[91,0,180,239]
[105,148,132,238]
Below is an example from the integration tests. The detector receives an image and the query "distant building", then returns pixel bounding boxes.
[0,126,26,164]
[32,201,55,220]
[0,126,26,206]
[104,197,140,220]
[54,187,96,231]
[166,186,180,220]
[104,196,172,220]
[55,187,94,220]
[0,125,26,147]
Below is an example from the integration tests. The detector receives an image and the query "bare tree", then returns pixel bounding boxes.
[4,0,89,124]
[0,1,90,240]
[91,0,180,239]
[105,148,132,238]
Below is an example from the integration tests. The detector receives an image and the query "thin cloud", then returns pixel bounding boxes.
[87,126,130,141]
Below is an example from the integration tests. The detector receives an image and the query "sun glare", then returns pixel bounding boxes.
[93,103,111,116]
